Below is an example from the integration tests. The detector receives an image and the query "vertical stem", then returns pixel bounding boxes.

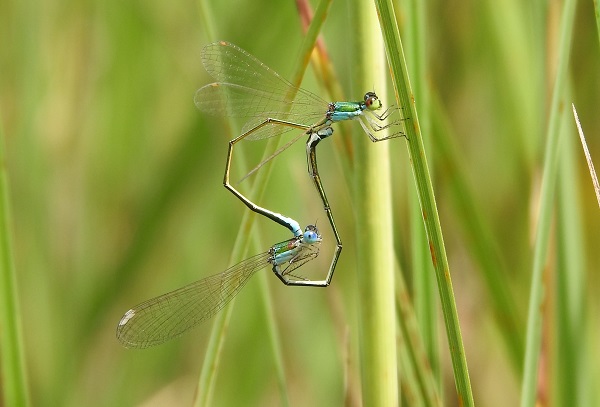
[373,0,474,404]
[0,121,31,407]
[405,0,441,389]
[353,2,398,406]
[555,109,585,407]
[520,0,577,405]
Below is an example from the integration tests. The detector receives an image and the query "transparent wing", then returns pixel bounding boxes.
[279,242,321,281]
[116,251,270,349]
[238,130,307,184]
[283,243,320,273]
[194,84,328,131]
[194,41,329,127]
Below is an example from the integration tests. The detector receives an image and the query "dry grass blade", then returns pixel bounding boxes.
[572,103,600,208]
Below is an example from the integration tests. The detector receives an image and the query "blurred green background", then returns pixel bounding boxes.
[1,0,599,406]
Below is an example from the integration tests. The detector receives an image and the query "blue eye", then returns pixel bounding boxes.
[303,226,321,244]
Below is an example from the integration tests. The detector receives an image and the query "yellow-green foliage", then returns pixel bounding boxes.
[0,0,598,406]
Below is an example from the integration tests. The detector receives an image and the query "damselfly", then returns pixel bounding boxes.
[195,41,404,286]
[117,225,322,348]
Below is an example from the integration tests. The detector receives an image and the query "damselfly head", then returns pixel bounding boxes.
[303,224,322,244]
[364,92,382,111]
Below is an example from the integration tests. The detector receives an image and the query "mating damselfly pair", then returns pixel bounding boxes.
[116,41,404,348]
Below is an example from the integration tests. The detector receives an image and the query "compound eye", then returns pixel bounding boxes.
[303,231,316,242]
[364,92,382,110]
[303,225,321,243]
[364,91,376,102]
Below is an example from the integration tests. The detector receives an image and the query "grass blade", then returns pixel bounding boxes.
[0,117,31,406]
[403,0,441,388]
[572,104,600,208]
[373,0,474,404]
[395,260,442,407]
[520,0,577,405]
[555,106,587,407]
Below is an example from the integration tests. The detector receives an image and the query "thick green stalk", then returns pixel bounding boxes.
[353,2,398,406]
[373,0,474,404]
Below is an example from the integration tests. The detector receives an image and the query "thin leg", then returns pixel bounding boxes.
[364,115,404,132]
[289,130,342,287]
[371,104,403,121]
[358,116,406,142]
[271,245,327,286]
[277,276,331,287]
[224,118,311,237]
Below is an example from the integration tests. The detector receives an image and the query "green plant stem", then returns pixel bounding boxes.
[0,119,31,407]
[593,0,600,46]
[352,2,398,406]
[256,263,290,407]
[373,0,474,404]
[555,105,586,407]
[395,259,442,407]
[520,0,577,405]
[404,0,441,390]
